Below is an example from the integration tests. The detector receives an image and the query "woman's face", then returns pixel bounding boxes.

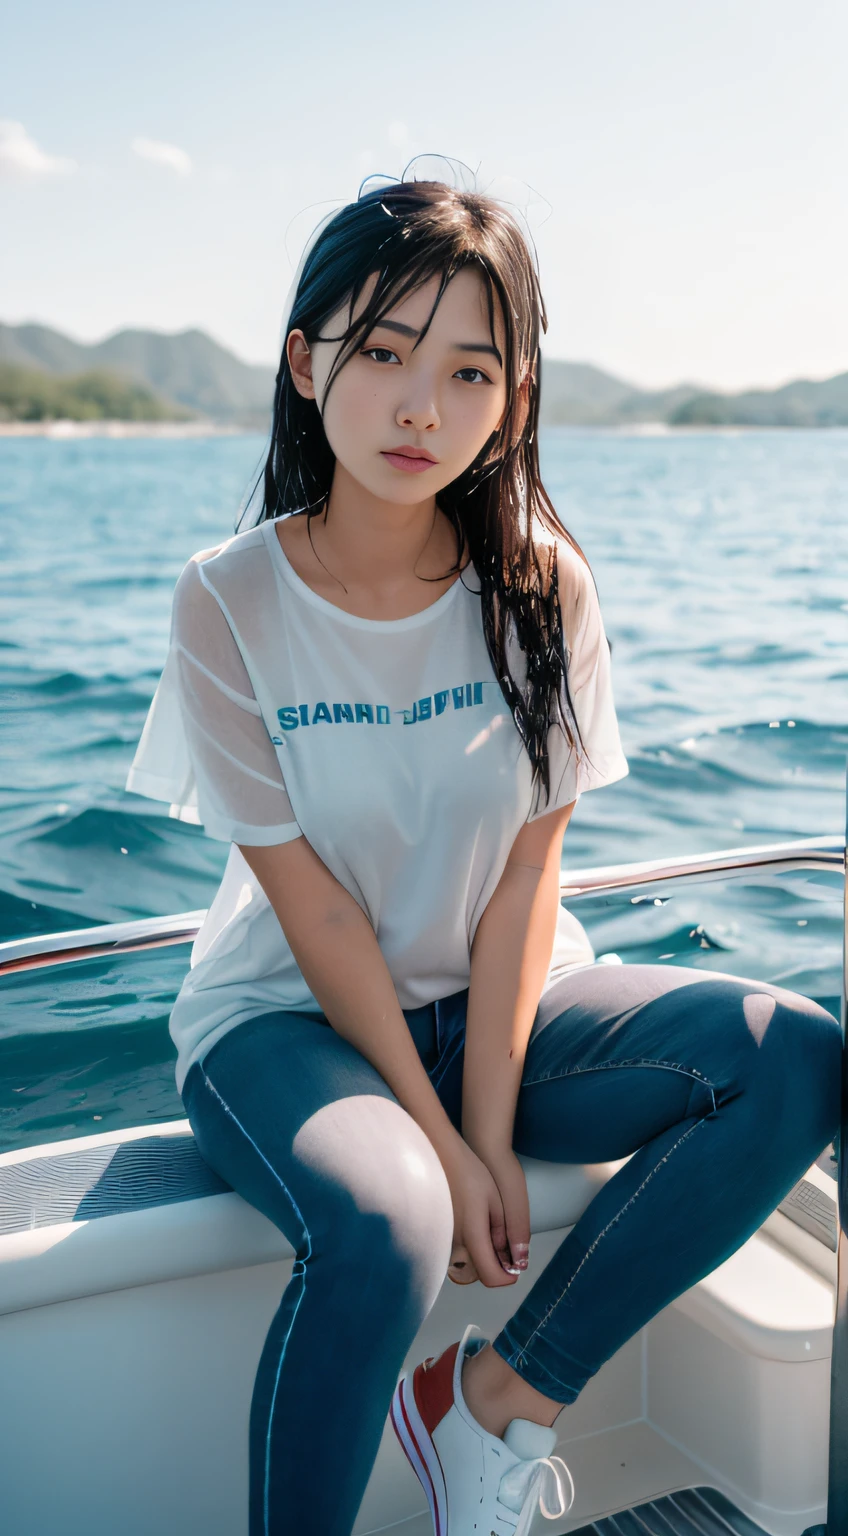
[287,266,511,505]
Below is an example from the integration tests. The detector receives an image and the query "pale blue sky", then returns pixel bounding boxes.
[2,0,846,390]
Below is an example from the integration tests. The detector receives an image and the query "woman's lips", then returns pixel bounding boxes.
[380,451,438,474]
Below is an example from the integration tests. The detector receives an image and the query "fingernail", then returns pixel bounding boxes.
[503,1264,521,1275]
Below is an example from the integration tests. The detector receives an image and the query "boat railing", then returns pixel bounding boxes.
[0,832,843,979]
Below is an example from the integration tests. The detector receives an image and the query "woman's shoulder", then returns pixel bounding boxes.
[174,522,272,610]
[182,522,268,579]
[530,522,594,607]
[173,521,285,662]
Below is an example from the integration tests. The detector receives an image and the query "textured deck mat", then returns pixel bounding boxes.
[569,1485,768,1536]
[0,1135,229,1235]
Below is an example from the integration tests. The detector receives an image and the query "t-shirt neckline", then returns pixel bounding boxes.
[263,517,469,633]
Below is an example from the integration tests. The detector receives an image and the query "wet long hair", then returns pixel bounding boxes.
[243,178,587,803]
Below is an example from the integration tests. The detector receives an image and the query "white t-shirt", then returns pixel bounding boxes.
[126,516,629,1093]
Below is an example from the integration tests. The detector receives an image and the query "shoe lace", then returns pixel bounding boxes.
[498,1452,575,1536]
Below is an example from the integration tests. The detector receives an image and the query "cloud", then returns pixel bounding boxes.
[0,120,77,177]
[132,136,192,176]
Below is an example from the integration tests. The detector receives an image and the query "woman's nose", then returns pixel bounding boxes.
[396,390,440,433]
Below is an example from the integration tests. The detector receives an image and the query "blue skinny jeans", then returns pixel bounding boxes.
[181,962,841,1536]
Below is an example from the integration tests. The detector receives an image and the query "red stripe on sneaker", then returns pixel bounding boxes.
[412,1341,460,1434]
[397,1381,443,1536]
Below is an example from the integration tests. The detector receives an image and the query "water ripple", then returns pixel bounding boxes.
[0,429,844,1149]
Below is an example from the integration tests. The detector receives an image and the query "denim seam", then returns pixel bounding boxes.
[505,1114,708,1372]
[199,1066,311,1536]
[521,1058,717,1098]
[429,1032,465,1092]
[495,1327,572,1399]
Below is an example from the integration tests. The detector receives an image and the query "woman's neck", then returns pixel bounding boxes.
[276,462,467,621]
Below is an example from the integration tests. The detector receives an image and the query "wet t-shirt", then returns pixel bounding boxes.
[126,517,629,1092]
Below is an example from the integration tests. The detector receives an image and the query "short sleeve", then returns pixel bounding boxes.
[527,540,629,821]
[125,554,302,847]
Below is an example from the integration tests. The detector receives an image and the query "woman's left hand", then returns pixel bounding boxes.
[449,1144,530,1282]
[485,1146,531,1272]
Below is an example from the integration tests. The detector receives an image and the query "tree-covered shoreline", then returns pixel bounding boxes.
[0,363,193,423]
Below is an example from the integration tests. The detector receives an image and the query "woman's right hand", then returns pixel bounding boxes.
[440,1139,521,1289]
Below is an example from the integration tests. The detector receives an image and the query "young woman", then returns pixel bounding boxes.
[127,178,840,1536]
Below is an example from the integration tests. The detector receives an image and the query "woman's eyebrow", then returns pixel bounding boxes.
[454,341,503,364]
[371,317,502,364]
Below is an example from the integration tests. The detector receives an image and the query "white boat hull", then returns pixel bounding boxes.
[0,1120,836,1535]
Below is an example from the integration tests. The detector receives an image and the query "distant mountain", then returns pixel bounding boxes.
[538,359,706,426]
[0,322,275,427]
[539,359,635,421]
[1,321,846,429]
[669,372,848,428]
[540,360,848,427]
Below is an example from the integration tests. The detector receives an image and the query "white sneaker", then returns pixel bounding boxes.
[390,1323,574,1536]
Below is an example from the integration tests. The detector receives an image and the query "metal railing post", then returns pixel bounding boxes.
[823,775,848,1533]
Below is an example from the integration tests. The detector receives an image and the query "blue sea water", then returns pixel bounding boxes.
[0,429,845,1153]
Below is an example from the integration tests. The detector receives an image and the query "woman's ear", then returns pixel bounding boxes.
[286,329,316,400]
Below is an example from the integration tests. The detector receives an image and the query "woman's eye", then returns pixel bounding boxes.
[454,367,490,385]
[362,347,400,364]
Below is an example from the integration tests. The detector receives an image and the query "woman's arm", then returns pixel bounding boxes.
[238,835,468,1170]
[239,834,527,1287]
[461,800,576,1164]
[449,801,575,1277]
